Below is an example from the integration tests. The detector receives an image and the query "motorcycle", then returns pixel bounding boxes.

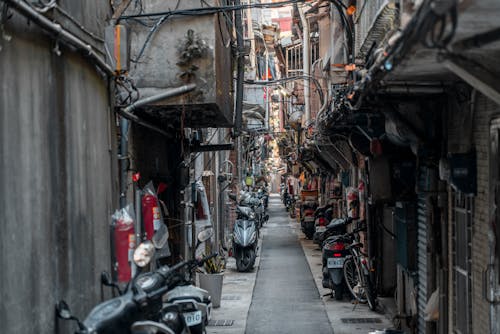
[312,205,333,245]
[316,217,351,247]
[56,228,216,334]
[230,192,258,271]
[300,200,317,240]
[321,218,353,300]
[233,204,258,272]
[256,188,269,226]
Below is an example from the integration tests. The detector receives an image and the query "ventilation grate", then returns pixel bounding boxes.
[208,320,235,327]
[341,318,382,324]
[221,295,241,301]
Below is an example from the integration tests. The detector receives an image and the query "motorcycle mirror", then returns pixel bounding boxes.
[197,227,214,243]
[100,271,113,286]
[56,300,86,330]
[55,300,72,320]
[100,271,123,295]
[133,241,155,267]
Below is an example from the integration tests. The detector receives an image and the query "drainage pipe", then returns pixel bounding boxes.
[298,4,310,124]
[118,83,196,208]
[5,0,113,76]
[234,0,244,136]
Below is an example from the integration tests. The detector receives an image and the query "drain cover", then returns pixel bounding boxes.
[208,320,234,327]
[341,318,382,324]
[226,277,248,282]
[221,295,241,300]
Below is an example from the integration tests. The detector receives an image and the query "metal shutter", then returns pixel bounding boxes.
[417,168,429,334]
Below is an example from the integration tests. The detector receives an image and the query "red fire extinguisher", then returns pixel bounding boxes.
[112,206,136,283]
[142,182,161,240]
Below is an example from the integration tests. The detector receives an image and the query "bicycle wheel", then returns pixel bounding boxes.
[343,257,367,303]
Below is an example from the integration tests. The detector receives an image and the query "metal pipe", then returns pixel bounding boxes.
[119,84,196,208]
[117,83,197,137]
[5,0,113,76]
[298,4,310,123]
[123,83,197,113]
[119,118,130,208]
[234,0,244,136]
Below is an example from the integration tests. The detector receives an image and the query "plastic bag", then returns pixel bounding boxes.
[424,287,439,321]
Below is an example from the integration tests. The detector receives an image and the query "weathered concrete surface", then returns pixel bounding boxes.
[297,226,395,334]
[126,0,234,127]
[205,238,262,334]
[246,196,333,334]
[0,3,116,333]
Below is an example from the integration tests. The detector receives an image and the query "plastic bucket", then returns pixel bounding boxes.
[198,273,224,308]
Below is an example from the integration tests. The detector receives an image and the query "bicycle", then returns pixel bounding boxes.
[342,225,378,310]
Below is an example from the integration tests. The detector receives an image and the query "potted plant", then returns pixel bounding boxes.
[198,254,225,308]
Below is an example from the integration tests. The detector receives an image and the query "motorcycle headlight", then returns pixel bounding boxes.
[249,212,256,219]
[133,241,155,267]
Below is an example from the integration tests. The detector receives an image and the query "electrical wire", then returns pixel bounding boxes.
[119,0,310,20]
[244,75,325,107]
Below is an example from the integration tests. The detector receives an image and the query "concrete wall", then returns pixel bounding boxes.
[0,3,116,333]
[127,0,234,127]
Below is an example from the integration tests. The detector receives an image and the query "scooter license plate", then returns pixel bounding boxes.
[327,257,345,269]
[183,310,202,326]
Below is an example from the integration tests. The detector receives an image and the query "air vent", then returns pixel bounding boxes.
[341,318,383,324]
[208,320,235,327]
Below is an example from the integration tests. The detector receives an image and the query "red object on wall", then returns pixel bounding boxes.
[114,218,135,283]
[142,193,160,240]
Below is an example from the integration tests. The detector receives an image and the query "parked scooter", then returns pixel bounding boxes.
[300,200,317,239]
[57,228,216,334]
[321,218,353,300]
[233,204,258,272]
[106,210,211,334]
[316,217,350,247]
[313,205,333,245]
[163,281,212,334]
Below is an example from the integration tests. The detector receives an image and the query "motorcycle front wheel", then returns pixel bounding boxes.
[236,248,255,272]
[189,323,205,334]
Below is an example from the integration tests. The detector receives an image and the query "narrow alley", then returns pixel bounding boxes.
[245,195,332,334]
[208,194,393,334]
[2,1,500,333]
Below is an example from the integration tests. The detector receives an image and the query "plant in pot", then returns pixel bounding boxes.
[198,253,225,308]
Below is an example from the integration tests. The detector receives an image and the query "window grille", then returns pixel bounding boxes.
[452,191,473,334]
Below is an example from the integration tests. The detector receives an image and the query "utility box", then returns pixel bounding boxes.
[126,0,234,127]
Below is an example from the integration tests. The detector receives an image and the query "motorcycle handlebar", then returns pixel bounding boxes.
[143,252,218,300]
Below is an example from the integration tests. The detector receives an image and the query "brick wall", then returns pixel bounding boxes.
[471,93,498,333]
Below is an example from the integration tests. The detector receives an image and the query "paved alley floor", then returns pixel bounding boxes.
[207,194,396,334]
[245,196,332,334]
